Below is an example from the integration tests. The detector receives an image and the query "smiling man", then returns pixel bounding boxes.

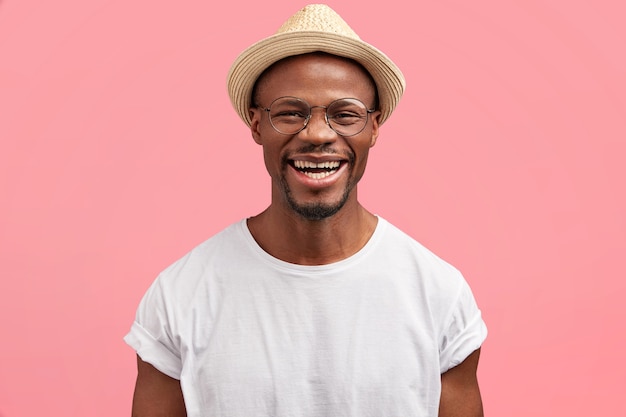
[125,4,487,417]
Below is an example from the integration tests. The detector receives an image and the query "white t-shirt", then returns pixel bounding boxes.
[125,218,487,416]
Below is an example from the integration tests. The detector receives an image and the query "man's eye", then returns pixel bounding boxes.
[331,113,362,124]
[275,111,306,118]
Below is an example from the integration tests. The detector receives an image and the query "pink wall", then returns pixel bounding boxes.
[1,1,624,415]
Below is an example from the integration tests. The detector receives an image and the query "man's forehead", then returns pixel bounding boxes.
[254,53,377,94]
[273,52,366,69]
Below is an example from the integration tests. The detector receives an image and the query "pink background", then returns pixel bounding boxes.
[1,0,624,415]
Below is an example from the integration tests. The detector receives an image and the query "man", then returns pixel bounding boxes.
[125,4,487,417]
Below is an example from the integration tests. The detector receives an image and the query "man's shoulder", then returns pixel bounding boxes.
[379,219,458,265]
[377,218,466,286]
[191,219,247,254]
[157,219,247,280]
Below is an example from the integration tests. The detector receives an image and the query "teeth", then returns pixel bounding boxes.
[303,170,337,179]
[293,160,341,179]
[294,160,340,169]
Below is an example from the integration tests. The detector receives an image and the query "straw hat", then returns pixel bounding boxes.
[227,4,406,127]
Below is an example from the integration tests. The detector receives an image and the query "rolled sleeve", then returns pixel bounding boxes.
[439,281,488,373]
[124,275,183,380]
[124,321,182,379]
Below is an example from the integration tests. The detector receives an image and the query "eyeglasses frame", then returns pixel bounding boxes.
[255,96,377,137]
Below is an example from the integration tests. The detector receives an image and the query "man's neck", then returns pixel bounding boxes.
[246,202,378,266]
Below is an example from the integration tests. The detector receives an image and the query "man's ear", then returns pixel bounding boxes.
[369,111,381,148]
[249,107,263,145]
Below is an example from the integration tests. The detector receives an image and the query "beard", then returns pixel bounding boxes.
[280,146,356,221]
[283,180,352,220]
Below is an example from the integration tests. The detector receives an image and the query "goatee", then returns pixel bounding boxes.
[280,146,355,221]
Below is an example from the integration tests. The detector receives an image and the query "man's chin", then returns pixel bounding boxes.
[289,201,344,221]
[280,174,353,221]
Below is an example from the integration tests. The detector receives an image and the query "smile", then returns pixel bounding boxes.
[292,160,342,179]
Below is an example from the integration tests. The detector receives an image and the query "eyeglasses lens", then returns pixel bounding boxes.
[268,97,369,136]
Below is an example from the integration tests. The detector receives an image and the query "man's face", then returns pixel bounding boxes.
[249,53,381,221]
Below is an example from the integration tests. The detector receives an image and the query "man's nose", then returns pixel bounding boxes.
[299,108,337,143]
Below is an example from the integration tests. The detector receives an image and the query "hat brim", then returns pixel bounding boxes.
[227,31,405,127]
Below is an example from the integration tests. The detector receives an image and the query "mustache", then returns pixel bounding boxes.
[280,144,356,172]
[290,144,341,155]
[282,144,355,163]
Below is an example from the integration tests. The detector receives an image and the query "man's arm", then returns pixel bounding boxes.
[131,355,187,417]
[439,348,484,417]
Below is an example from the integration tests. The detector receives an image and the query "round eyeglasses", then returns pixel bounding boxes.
[256,96,376,137]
